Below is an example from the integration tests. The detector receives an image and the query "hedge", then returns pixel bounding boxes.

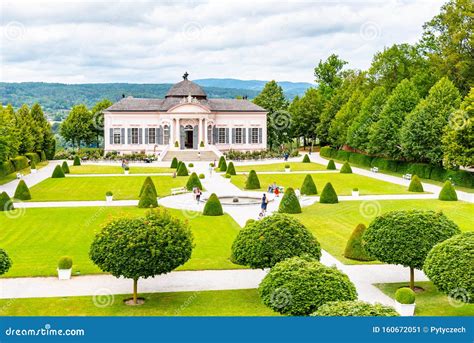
[73,155,81,166]
[138,183,158,208]
[226,162,236,175]
[203,193,223,216]
[40,151,47,161]
[320,182,338,204]
[301,174,317,195]
[0,192,14,211]
[370,157,398,172]
[245,170,261,189]
[407,163,433,179]
[326,160,336,170]
[340,162,352,174]
[14,180,31,200]
[423,232,473,303]
[0,160,15,177]
[348,153,373,167]
[186,172,203,191]
[11,156,29,171]
[312,301,399,317]
[408,175,424,192]
[51,165,65,178]
[344,224,374,261]
[61,161,70,174]
[336,150,350,161]
[319,146,335,158]
[278,187,302,214]
[25,152,40,165]
[176,162,189,176]
[438,181,458,201]
[302,154,310,163]
[139,177,157,197]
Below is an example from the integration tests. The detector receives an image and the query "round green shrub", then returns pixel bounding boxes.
[278,187,302,214]
[319,182,338,204]
[186,172,203,191]
[423,232,473,303]
[188,163,194,168]
[438,181,458,201]
[138,183,158,208]
[245,170,260,189]
[170,157,178,169]
[302,154,310,163]
[203,193,223,216]
[259,257,357,315]
[61,161,70,174]
[226,162,236,175]
[363,210,461,289]
[52,164,65,178]
[58,256,73,269]
[199,173,205,179]
[176,162,189,176]
[395,288,415,304]
[0,248,12,275]
[225,174,231,179]
[0,192,14,211]
[301,174,317,195]
[408,175,424,192]
[326,159,336,170]
[312,301,399,317]
[340,162,352,174]
[139,176,157,197]
[231,214,321,269]
[106,191,113,196]
[219,159,227,172]
[344,224,375,261]
[14,180,31,200]
[73,155,81,166]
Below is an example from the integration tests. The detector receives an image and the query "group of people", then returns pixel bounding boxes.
[267,182,280,196]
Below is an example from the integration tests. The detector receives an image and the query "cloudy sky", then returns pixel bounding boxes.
[1,0,445,84]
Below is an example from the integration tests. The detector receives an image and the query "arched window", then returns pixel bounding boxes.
[207,125,213,144]
[163,125,170,144]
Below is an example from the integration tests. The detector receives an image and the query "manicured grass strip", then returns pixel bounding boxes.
[0,162,49,186]
[231,173,413,195]
[69,165,174,174]
[376,282,474,316]
[27,176,187,201]
[234,162,326,172]
[293,199,474,265]
[0,289,276,316]
[0,207,243,278]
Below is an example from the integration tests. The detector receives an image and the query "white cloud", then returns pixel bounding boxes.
[0,0,445,83]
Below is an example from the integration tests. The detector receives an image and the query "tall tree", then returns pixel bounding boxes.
[0,105,19,162]
[368,79,420,158]
[60,104,95,148]
[442,87,474,168]
[14,105,35,155]
[314,54,348,99]
[91,99,113,147]
[253,81,289,149]
[401,77,461,164]
[289,88,324,146]
[30,103,46,152]
[421,0,473,96]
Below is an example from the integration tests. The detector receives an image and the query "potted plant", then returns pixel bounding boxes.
[106,191,113,202]
[210,163,215,168]
[225,174,232,182]
[124,166,130,175]
[57,256,73,280]
[188,163,194,171]
[352,188,359,197]
[394,287,416,316]
[199,173,205,179]
[284,164,291,173]
[30,160,37,174]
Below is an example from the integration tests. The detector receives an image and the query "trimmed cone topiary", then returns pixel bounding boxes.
[439,181,458,201]
[245,170,261,189]
[176,162,189,176]
[219,159,227,172]
[52,164,65,178]
[340,162,352,174]
[186,172,203,191]
[170,157,178,169]
[278,187,302,214]
[320,182,338,203]
[301,174,317,195]
[226,162,236,175]
[408,175,424,192]
[344,224,375,261]
[302,154,310,163]
[327,159,336,170]
[40,151,47,161]
[203,193,223,216]
[73,156,81,166]
[62,161,70,174]
[218,156,226,169]
[14,180,31,200]
[30,159,36,170]
[139,176,157,197]
[138,183,158,208]
[0,192,14,211]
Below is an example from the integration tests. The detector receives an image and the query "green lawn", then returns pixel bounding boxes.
[0,161,49,186]
[376,282,474,316]
[231,173,413,195]
[0,207,242,277]
[27,175,187,201]
[233,162,327,172]
[0,289,276,316]
[69,165,174,174]
[293,199,474,265]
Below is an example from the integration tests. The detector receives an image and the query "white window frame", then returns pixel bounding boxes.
[164,125,170,144]
[235,128,243,144]
[148,128,156,144]
[131,128,139,144]
[251,128,259,144]
[218,128,226,144]
[113,128,121,144]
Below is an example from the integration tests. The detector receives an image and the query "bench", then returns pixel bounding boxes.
[171,187,188,195]
[402,173,412,180]
[370,167,379,173]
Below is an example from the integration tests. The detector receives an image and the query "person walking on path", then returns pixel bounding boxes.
[260,193,268,216]
[208,163,213,177]
[195,188,202,204]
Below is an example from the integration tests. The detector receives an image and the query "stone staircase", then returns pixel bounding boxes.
[162,150,219,162]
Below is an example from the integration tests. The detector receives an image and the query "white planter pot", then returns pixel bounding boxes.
[352,191,359,197]
[57,268,72,280]
[395,302,415,316]
[31,169,37,174]
[124,170,129,175]
[285,168,291,173]
[106,196,113,202]
[225,178,232,183]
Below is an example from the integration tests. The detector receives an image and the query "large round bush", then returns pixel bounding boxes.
[259,257,357,315]
[311,301,399,317]
[423,232,473,303]
[231,214,321,269]
[0,248,12,275]
[363,210,461,289]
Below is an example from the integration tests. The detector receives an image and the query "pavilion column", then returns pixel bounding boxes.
[204,118,208,146]
[198,118,203,146]
[175,118,180,147]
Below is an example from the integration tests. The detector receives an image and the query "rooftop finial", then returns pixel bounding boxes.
[183,71,189,80]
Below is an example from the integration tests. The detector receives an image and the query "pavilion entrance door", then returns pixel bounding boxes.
[185,130,193,149]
